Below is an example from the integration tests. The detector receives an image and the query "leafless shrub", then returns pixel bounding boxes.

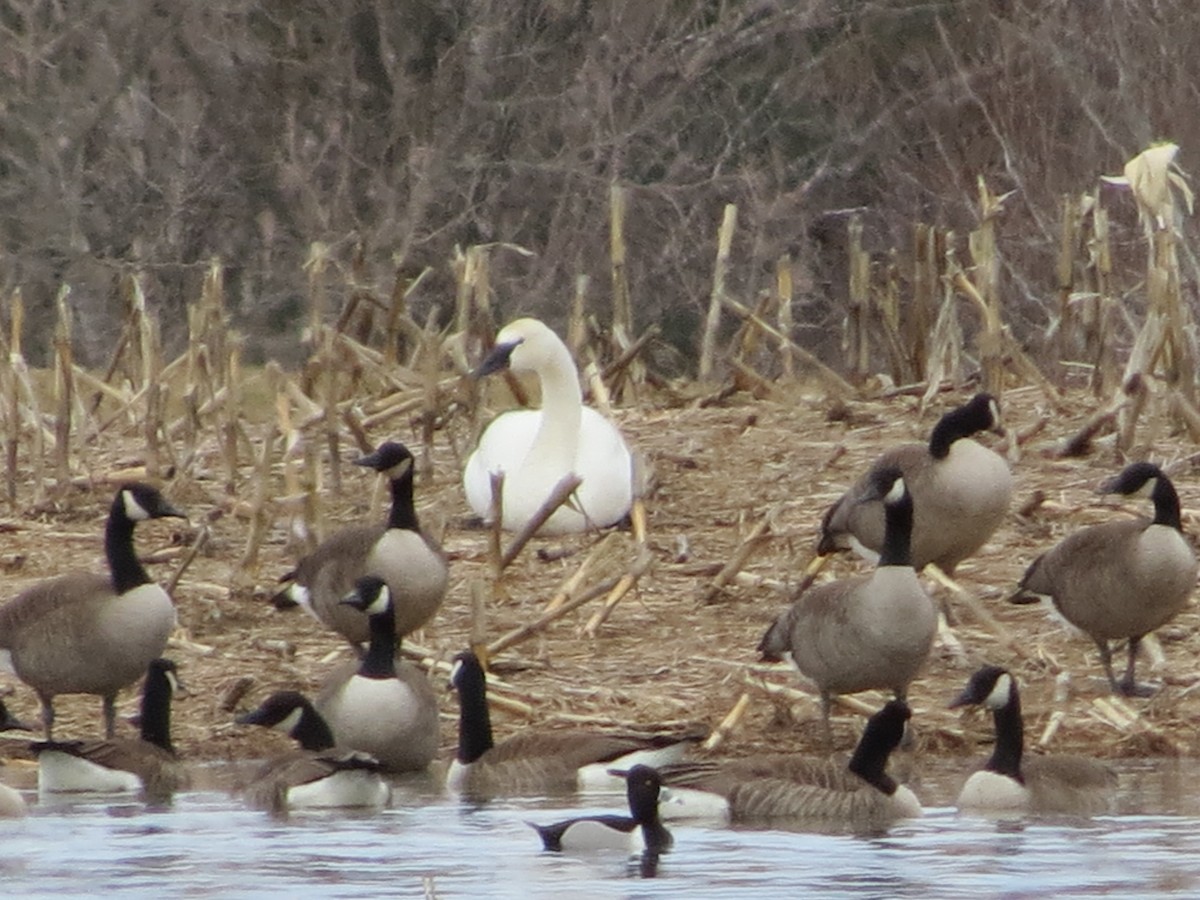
[0,1,1198,376]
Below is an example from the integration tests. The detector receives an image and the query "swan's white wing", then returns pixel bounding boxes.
[463,410,541,518]
[463,407,632,531]
[572,408,633,527]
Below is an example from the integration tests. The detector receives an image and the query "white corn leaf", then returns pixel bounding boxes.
[1109,142,1192,231]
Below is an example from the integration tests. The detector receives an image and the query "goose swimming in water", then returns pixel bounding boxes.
[950,665,1116,815]
[33,658,189,800]
[463,318,633,535]
[656,699,921,830]
[236,691,391,812]
[446,649,703,798]
[0,701,31,817]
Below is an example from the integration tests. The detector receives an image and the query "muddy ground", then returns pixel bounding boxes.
[1,380,1199,779]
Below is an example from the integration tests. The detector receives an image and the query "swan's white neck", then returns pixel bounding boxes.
[524,341,582,473]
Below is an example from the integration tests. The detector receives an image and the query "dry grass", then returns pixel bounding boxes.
[3,381,1200,777]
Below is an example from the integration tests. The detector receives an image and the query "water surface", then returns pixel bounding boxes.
[4,758,1200,898]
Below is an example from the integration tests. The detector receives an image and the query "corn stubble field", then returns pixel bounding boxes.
[1,378,1198,775]
[2,145,1200,781]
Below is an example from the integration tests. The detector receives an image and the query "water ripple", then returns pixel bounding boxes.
[5,761,1200,897]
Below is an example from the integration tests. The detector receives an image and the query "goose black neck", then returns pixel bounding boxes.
[455,664,494,764]
[629,781,671,849]
[928,405,981,459]
[139,670,174,754]
[640,821,673,853]
[106,504,152,594]
[294,706,337,752]
[1152,476,1184,530]
[985,688,1025,782]
[359,604,398,679]
[848,720,900,796]
[386,468,419,531]
[877,491,914,567]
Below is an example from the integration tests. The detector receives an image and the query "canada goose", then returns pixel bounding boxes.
[1010,462,1197,696]
[656,700,921,829]
[818,393,1012,574]
[463,318,633,534]
[950,665,1116,815]
[0,700,31,818]
[760,468,937,736]
[0,781,24,818]
[33,657,189,799]
[447,649,704,798]
[273,441,448,650]
[314,576,438,773]
[0,483,186,738]
[237,691,390,812]
[529,765,672,853]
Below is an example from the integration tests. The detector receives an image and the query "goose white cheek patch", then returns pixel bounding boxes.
[984,673,1012,710]
[364,587,391,617]
[273,707,303,735]
[122,491,151,521]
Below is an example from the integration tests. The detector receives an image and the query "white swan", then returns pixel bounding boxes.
[463,318,633,535]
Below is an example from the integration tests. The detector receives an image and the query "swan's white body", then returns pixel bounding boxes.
[464,319,633,535]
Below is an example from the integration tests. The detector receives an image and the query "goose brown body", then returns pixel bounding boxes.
[1019,520,1195,641]
[447,650,703,798]
[38,738,187,798]
[819,393,1011,574]
[0,483,185,738]
[3,575,173,700]
[1012,462,1197,695]
[274,441,447,648]
[658,700,921,829]
[243,749,388,812]
[452,729,689,798]
[315,655,439,773]
[761,469,936,729]
[314,576,439,773]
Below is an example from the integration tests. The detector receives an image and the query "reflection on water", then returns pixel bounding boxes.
[4,758,1200,897]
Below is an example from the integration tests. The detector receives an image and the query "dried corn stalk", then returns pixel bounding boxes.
[1105,143,1197,409]
[845,214,871,380]
[699,203,737,381]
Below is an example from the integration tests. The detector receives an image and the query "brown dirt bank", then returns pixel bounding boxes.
[2,383,1199,782]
